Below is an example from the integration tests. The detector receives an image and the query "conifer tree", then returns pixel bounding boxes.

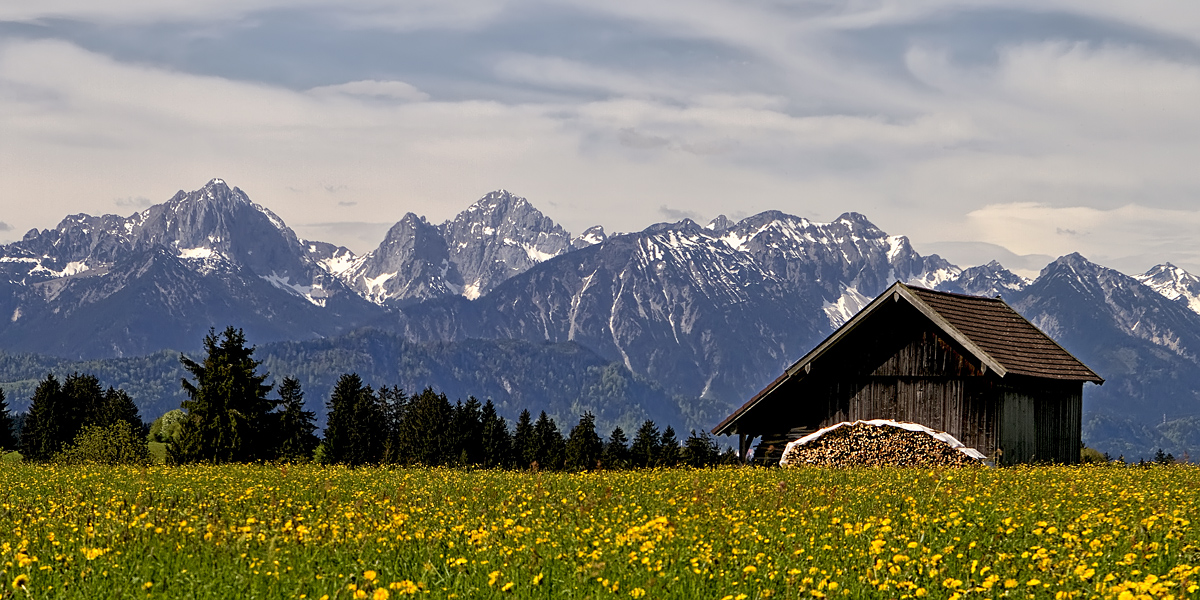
[531,411,565,470]
[396,388,453,466]
[512,409,534,469]
[602,426,630,469]
[629,420,661,468]
[480,400,512,469]
[99,387,143,432]
[62,373,105,438]
[0,387,17,452]
[322,373,384,466]
[169,327,274,464]
[21,374,66,461]
[565,412,603,471]
[376,386,409,464]
[682,429,719,467]
[451,398,485,466]
[657,426,681,467]
[274,377,319,462]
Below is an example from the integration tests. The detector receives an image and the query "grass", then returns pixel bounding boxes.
[0,464,1197,599]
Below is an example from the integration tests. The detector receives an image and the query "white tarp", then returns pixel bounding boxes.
[779,419,988,466]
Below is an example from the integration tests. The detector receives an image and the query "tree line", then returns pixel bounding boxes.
[0,326,733,468]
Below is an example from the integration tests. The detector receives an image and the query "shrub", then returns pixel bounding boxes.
[1080,445,1107,464]
[55,421,152,466]
[149,409,185,442]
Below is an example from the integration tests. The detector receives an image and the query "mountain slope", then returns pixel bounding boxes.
[1007,254,1200,458]
[0,332,685,435]
[0,179,384,357]
[340,190,576,306]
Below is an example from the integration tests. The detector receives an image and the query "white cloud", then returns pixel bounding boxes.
[307,80,429,102]
[5,2,1200,275]
[962,203,1200,273]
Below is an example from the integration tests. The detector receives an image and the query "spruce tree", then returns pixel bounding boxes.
[0,387,16,452]
[396,388,453,466]
[512,409,535,469]
[531,411,565,470]
[657,426,681,467]
[682,429,719,467]
[629,420,661,469]
[565,412,604,471]
[479,400,512,468]
[602,426,630,469]
[322,373,384,466]
[169,327,274,464]
[274,377,319,462]
[451,398,485,466]
[99,387,143,432]
[62,373,104,438]
[376,386,409,465]
[21,374,66,461]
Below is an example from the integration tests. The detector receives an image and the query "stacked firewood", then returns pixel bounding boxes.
[780,422,983,467]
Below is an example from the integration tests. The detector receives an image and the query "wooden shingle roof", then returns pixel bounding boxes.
[712,281,1102,435]
[904,286,1102,382]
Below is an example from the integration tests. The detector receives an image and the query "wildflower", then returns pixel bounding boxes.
[364,570,377,582]
[501,582,515,592]
[488,571,501,586]
[389,581,419,595]
[373,590,389,600]
[743,565,757,575]
[630,588,646,598]
[143,581,153,590]
[12,574,30,591]
[532,573,544,586]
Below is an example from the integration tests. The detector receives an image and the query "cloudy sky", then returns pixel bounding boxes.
[3,1,1200,277]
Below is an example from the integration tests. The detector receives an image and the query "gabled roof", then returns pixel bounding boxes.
[713,282,1103,435]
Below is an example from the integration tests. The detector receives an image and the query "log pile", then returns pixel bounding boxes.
[780,421,984,467]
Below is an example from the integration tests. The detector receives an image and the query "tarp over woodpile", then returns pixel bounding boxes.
[779,419,987,467]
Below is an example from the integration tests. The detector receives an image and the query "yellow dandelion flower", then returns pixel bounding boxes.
[743,565,757,575]
[501,582,515,592]
[373,589,389,600]
[532,573,544,586]
[12,574,30,591]
[143,581,153,590]
[364,570,377,582]
[488,570,501,586]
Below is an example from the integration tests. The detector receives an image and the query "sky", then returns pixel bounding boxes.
[3,1,1200,278]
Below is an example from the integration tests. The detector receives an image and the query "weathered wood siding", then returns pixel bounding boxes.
[997,381,1082,465]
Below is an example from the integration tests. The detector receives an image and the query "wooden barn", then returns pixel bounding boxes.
[712,282,1103,465]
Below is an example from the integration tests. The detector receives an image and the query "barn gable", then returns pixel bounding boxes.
[713,282,1102,465]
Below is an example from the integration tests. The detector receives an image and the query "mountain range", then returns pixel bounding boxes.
[2,178,1198,459]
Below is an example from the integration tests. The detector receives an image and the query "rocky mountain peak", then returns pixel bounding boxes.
[1135,263,1200,315]
[441,190,572,300]
[572,225,607,249]
[938,260,1029,298]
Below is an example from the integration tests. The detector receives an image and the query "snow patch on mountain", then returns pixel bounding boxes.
[261,271,328,307]
[823,286,871,328]
[1136,264,1200,315]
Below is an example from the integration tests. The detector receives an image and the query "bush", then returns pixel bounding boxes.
[149,409,185,443]
[55,421,152,466]
[1080,445,1107,464]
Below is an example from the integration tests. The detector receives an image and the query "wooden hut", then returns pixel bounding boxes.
[712,282,1103,465]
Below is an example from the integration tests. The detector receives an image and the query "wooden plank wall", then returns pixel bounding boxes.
[998,382,1082,465]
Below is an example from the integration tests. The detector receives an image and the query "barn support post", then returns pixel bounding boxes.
[739,434,751,461]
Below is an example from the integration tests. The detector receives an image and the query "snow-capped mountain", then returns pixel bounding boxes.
[1006,254,1200,458]
[340,190,575,306]
[938,260,1030,298]
[0,179,382,357]
[3,178,1199,458]
[1135,263,1200,315]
